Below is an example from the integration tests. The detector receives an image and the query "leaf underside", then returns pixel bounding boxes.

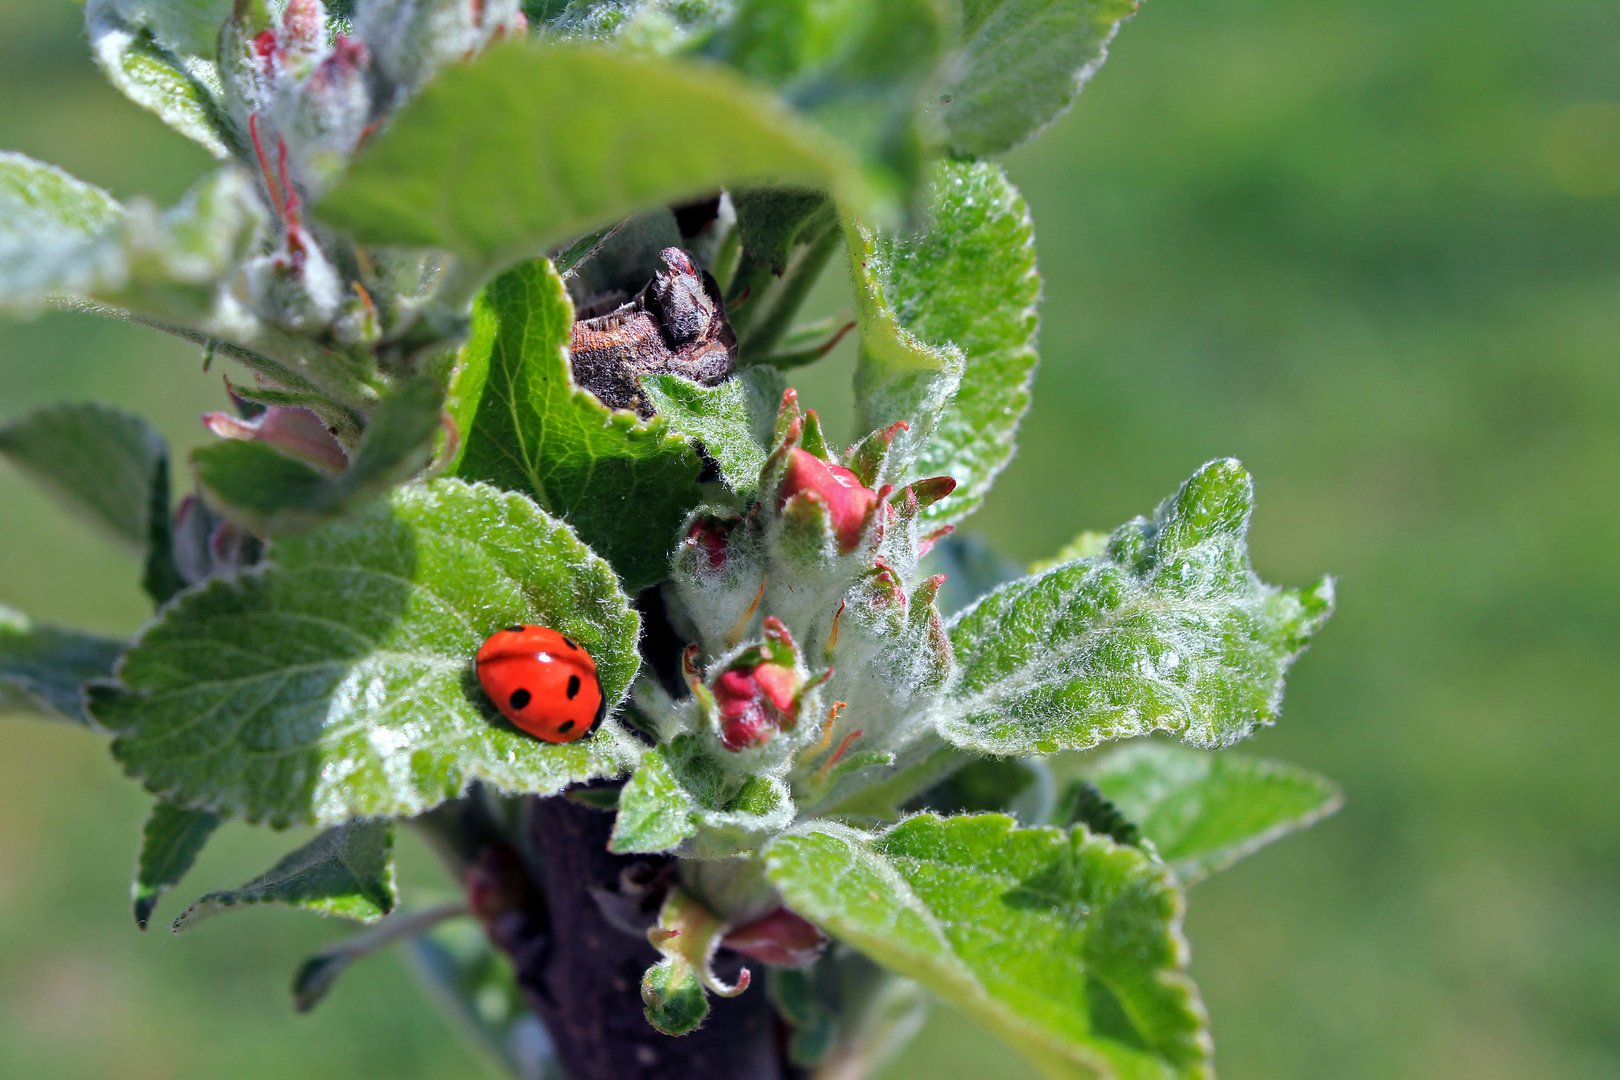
[134,799,222,928]
[0,605,124,727]
[172,819,396,931]
[1084,742,1343,885]
[315,42,866,277]
[878,160,1042,525]
[941,0,1140,158]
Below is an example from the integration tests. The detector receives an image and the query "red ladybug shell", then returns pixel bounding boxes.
[475,626,604,744]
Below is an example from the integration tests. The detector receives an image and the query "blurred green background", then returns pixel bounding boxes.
[3,0,1618,1076]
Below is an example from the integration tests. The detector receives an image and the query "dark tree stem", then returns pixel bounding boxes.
[500,795,784,1080]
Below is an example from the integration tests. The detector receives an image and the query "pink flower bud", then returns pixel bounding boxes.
[779,448,879,553]
[203,403,348,473]
[722,907,828,968]
[252,29,279,65]
[715,669,773,751]
[751,662,798,715]
[685,517,732,570]
[720,707,773,752]
[280,0,325,57]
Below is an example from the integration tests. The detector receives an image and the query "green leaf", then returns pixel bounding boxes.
[88,11,232,158]
[765,814,1211,1080]
[610,745,698,854]
[1083,743,1343,886]
[1054,780,1140,848]
[133,799,222,929]
[640,366,784,501]
[0,402,182,603]
[316,42,869,278]
[0,155,264,320]
[731,186,831,275]
[171,820,397,931]
[774,0,951,206]
[702,0,863,84]
[870,160,1040,523]
[939,459,1335,756]
[941,0,1138,158]
[88,0,235,59]
[94,479,643,828]
[192,377,443,534]
[0,605,124,727]
[609,736,796,857]
[0,152,125,308]
[0,402,167,552]
[448,258,704,592]
[848,216,963,484]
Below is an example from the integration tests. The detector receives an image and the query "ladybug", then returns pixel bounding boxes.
[475,626,605,743]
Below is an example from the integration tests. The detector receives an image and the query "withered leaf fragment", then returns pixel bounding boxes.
[570,247,738,416]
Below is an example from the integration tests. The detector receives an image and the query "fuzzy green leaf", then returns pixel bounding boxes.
[640,367,784,501]
[765,814,1212,1080]
[942,0,1138,158]
[610,736,796,858]
[610,745,698,854]
[939,460,1335,756]
[316,43,869,277]
[703,0,863,84]
[133,800,222,929]
[773,0,950,206]
[192,377,443,535]
[0,402,167,552]
[448,258,704,592]
[1083,743,1343,886]
[94,479,643,828]
[88,0,235,59]
[88,10,231,158]
[848,217,963,485]
[0,151,123,308]
[731,187,831,275]
[0,606,124,727]
[172,820,396,932]
[877,161,1041,524]
[0,402,182,602]
[0,155,262,319]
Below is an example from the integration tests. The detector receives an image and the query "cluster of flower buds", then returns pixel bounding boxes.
[216,0,526,337]
[665,388,960,789]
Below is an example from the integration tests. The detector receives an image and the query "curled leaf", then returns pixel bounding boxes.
[641,887,752,1036]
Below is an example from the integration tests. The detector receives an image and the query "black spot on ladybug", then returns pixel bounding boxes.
[557,719,576,733]
[509,688,532,711]
[506,625,525,633]
[562,637,579,650]
[567,674,581,699]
